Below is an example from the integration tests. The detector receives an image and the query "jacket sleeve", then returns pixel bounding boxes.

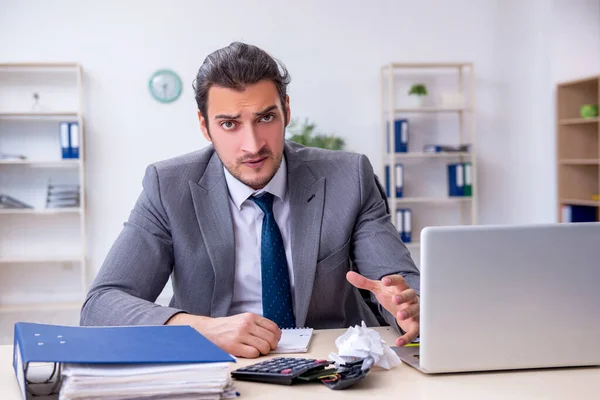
[80,164,184,326]
[351,154,420,331]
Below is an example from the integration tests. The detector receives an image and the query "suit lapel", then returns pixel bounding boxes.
[286,144,325,328]
[190,151,235,318]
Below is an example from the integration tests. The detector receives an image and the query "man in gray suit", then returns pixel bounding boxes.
[81,42,420,358]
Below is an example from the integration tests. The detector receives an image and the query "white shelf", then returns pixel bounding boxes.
[393,107,471,113]
[0,159,81,167]
[0,62,87,315]
[0,62,80,69]
[0,111,79,120]
[0,256,81,264]
[0,207,81,215]
[384,62,472,69]
[392,152,471,159]
[394,197,473,204]
[0,301,82,314]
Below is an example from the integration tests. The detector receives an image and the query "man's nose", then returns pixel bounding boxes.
[240,126,264,154]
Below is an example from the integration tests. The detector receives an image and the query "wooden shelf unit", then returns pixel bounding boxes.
[556,75,600,222]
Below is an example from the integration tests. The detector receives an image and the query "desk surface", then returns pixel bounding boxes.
[2,326,599,399]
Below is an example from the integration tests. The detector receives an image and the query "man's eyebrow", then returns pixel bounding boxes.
[214,113,241,120]
[254,105,277,116]
[213,105,277,120]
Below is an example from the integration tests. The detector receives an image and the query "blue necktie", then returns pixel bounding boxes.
[250,193,296,328]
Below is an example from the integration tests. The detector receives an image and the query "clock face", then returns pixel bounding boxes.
[149,69,182,103]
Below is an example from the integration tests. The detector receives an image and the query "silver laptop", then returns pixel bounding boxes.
[394,222,600,373]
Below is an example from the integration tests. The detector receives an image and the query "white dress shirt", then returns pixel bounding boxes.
[225,157,295,317]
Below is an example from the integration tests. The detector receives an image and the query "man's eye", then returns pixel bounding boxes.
[260,114,274,123]
[221,121,237,130]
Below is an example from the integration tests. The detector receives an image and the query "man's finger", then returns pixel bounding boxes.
[235,343,261,359]
[254,315,282,339]
[382,274,409,289]
[346,271,380,292]
[396,325,420,347]
[250,324,280,350]
[396,304,420,321]
[396,288,418,304]
[242,334,272,356]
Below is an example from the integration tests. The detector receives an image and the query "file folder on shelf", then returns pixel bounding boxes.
[463,162,473,196]
[386,119,408,153]
[69,122,80,159]
[402,209,412,243]
[385,164,404,198]
[561,205,598,223]
[448,163,464,197]
[13,322,235,399]
[59,122,70,159]
[395,208,412,243]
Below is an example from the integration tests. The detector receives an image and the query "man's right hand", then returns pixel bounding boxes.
[166,312,282,358]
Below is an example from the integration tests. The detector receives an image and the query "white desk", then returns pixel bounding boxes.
[1,327,599,399]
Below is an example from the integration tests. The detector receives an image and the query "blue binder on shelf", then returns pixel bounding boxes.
[13,322,235,398]
[59,122,70,159]
[561,205,597,222]
[386,119,408,153]
[447,163,464,197]
[69,122,80,159]
[395,208,412,243]
[385,164,404,198]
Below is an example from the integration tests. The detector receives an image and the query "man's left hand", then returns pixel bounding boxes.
[346,271,419,346]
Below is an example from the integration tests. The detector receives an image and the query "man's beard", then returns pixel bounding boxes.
[226,146,283,189]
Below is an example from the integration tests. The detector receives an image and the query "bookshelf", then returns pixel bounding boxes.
[380,63,477,264]
[556,75,600,222]
[0,63,87,313]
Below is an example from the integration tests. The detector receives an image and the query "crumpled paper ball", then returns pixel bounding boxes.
[328,321,402,370]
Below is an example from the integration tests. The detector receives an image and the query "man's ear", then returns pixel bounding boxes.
[284,95,291,127]
[198,110,211,142]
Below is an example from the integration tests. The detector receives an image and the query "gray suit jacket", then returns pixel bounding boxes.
[80,141,420,330]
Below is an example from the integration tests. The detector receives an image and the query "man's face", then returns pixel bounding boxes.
[199,80,290,190]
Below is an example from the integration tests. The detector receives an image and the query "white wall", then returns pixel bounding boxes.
[0,0,598,296]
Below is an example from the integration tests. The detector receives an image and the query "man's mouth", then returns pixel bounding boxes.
[242,156,267,167]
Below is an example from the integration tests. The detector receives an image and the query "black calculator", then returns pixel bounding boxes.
[231,356,374,389]
[231,357,332,385]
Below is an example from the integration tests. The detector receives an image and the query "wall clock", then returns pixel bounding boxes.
[148,69,182,103]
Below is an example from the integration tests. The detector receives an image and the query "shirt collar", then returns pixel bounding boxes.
[223,156,288,210]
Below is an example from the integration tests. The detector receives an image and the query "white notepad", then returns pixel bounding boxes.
[273,328,314,353]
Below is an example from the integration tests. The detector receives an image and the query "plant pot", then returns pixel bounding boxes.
[407,95,426,108]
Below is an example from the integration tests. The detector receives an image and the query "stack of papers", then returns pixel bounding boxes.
[13,323,238,400]
[60,362,237,400]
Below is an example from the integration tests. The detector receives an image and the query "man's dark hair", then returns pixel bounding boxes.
[193,42,291,127]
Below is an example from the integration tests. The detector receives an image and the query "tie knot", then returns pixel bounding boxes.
[250,192,274,214]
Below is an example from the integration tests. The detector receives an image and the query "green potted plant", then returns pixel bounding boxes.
[408,83,428,108]
[580,104,599,119]
[286,118,345,150]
